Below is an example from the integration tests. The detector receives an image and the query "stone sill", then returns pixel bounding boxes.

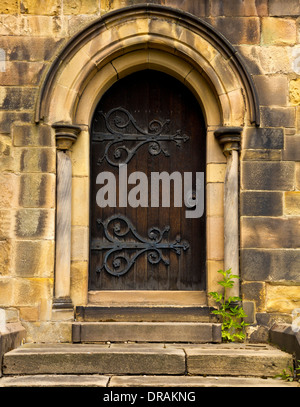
[0,323,26,377]
[269,323,300,366]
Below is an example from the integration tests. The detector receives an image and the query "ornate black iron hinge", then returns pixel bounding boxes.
[91,214,190,277]
[92,107,189,166]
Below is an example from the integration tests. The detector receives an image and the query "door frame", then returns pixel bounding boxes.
[35,5,259,311]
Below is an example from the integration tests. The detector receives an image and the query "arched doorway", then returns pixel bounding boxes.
[35,5,259,312]
[89,70,206,292]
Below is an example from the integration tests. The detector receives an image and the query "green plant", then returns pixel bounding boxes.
[275,361,300,382]
[275,366,295,382]
[209,268,249,342]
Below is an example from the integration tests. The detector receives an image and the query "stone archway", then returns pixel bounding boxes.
[35,5,259,311]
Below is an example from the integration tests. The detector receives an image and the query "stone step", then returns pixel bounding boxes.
[72,322,222,343]
[3,344,185,376]
[0,374,299,387]
[2,343,293,378]
[75,305,217,322]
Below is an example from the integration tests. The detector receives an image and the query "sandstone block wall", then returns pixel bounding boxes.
[0,0,299,342]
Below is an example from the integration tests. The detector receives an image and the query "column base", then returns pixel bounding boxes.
[52,297,73,310]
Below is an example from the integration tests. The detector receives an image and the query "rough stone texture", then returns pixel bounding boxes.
[284,192,300,215]
[289,79,300,106]
[73,322,222,343]
[241,217,300,249]
[185,344,293,377]
[3,343,186,375]
[1,374,298,387]
[0,322,26,377]
[242,282,266,311]
[241,249,300,282]
[14,240,54,278]
[241,192,283,216]
[243,127,284,149]
[242,162,295,190]
[269,0,300,16]
[266,285,300,313]
[0,0,299,344]
[262,18,297,45]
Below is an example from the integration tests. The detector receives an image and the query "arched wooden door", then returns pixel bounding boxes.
[90,70,206,292]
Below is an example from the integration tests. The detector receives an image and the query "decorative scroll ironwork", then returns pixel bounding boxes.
[92,107,189,166]
[92,214,190,277]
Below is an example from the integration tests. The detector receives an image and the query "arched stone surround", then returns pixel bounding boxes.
[35,5,259,310]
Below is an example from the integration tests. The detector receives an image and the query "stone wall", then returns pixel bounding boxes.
[0,0,299,342]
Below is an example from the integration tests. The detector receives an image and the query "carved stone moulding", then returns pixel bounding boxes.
[52,122,82,150]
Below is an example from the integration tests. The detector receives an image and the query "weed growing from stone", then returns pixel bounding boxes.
[209,268,249,342]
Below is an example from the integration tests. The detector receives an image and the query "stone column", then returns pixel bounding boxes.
[52,123,81,310]
[214,127,242,300]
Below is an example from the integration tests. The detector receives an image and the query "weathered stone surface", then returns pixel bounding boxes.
[242,282,265,311]
[210,0,268,17]
[207,216,224,260]
[74,322,221,343]
[266,285,300,313]
[0,279,13,306]
[260,107,296,128]
[0,241,11,276]
[3,343,186,375]
[70,261,88,306]
[241,191,283,216]
[207,163,226,182]
[71,177,89,226]
[21,321,72,343]
[242,149,282,161]
[0,210,13,240]
[237,45,291,75]
[13,124,54,147]
[17,148,56,173]
[284,191,300,215]
[269,0,300,16]
[64,0,99,15]
[209,17,260,45]
[0,61,45,86]
[0,375,110,387]
[14,240,54,278]
[20,0,61,15]
[0,88,36,111]
[13,278,53,307]
[0,173,19,208]
[243,127,284,150]
[283,135,300,161]
[0,0,18,14]
[262,18,297,45]
[241,217,300,249]
[109,375,299,387]
[19,174,55,208]
[186,344,293,377]
[242,161,295,190]
[241,249,300,281]
[0,37,64,62]
[19,306,39,322]
[289,78,300,105]
[15,209,55,239]
[19,15,65,37]
[253,75,288,106]
[0,112,32,134]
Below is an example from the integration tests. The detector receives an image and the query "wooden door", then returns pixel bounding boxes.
[90,70,206,291]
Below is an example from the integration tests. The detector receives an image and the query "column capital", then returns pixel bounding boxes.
[52,122,82,150]
[214,126,242,156]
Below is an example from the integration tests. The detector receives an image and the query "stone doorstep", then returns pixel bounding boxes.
[0,323,26,377]
[75,305,217,322]
[72,322,222,343]
[2,343,294,378]
[0,375,299,388]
